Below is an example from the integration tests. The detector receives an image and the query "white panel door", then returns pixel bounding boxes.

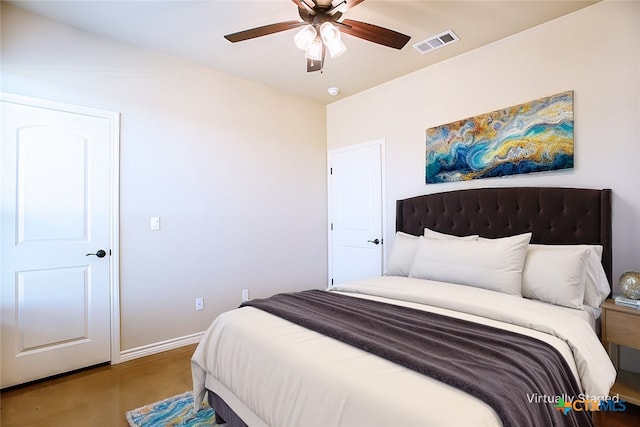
[1,97,116,388]
[329,141,384,286]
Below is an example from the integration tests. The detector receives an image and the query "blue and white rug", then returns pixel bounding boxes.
[125,391,216,427]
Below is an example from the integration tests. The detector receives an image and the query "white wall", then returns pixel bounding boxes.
[328,0,640,372]
[1,4,328,351]
[328,0,640,293]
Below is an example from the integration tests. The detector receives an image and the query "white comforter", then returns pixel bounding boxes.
[192,276,616,427]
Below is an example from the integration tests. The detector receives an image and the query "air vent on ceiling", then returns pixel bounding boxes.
[412,30,459,55]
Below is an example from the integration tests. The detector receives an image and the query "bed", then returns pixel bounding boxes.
[192,186,616,427]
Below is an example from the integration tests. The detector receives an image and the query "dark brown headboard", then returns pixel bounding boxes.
[396,187,612,287]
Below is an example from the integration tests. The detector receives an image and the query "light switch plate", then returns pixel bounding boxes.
[150,217,160,231]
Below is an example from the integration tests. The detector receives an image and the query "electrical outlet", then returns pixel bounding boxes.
[195,297,204,311]
[241,289,249,302]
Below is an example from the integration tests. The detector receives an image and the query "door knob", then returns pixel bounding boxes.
[86,249,107,258]
[367,239,381,245]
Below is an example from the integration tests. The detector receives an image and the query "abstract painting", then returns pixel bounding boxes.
[425,91,574,184]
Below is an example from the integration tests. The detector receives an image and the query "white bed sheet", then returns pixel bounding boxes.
[192,276,616,427]
[524,296,598,331]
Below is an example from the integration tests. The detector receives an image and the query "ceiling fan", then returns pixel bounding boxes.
[224,0,411,72]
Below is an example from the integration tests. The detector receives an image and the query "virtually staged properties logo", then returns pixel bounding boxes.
[527,393,627,414]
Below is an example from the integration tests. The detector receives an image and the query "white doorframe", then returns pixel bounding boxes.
[327,139,387,286]
[1,92,122,364]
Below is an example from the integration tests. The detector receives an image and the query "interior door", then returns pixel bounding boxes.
[329,141,384,286]
[1,96,116,388]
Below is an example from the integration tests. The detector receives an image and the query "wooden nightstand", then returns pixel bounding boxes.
[601,299,640,406]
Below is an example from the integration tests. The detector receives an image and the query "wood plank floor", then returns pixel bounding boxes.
[1,342,639,426]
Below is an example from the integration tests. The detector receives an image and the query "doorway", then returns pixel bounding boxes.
[1,94,120,387]
[328,140,385,286]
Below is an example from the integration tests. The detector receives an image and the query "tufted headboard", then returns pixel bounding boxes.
[396,187,612,287]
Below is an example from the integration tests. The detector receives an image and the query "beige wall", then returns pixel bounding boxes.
[3,0,639,365]
[1,4,328,351]
[328,0,640,292]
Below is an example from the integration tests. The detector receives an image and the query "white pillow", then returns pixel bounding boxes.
[521,244,610,310]
[582,245,610,308]
[409,233,532,295]
[424,227,479,241]
[385,232,419,277]
[522,244,590,309]
[386,230,479,277]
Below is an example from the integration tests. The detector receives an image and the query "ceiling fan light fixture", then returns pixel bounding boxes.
[320,22,341,44]
[224,0,411,73]
[319,22,346,58]
[294,25,317,51]
[326,38,347,58]
[305,36,323,61]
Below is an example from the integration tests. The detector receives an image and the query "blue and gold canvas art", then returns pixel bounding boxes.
[425,91,574,184]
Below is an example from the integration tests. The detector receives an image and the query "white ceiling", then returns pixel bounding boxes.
[7,0,600,104]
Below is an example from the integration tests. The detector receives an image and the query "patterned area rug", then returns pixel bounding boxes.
[126,391,216,427]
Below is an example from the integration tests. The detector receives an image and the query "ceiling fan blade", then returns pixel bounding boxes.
[224,20,305,43]
[340,19,411,50]
[343,0,365,11]
[291,0,316,15]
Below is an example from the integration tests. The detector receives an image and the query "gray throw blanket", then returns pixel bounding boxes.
[241,290,593,427]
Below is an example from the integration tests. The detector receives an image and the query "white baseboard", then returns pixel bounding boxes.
[117,331,204,364]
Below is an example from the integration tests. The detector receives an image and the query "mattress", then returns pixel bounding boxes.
[192,276,616,427]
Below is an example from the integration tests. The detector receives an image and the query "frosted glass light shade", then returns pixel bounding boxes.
[305,37,323,61]
[320,22,340,44]
[320,22,346,58]
[294,25,317,51]
[326,38,347,58]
